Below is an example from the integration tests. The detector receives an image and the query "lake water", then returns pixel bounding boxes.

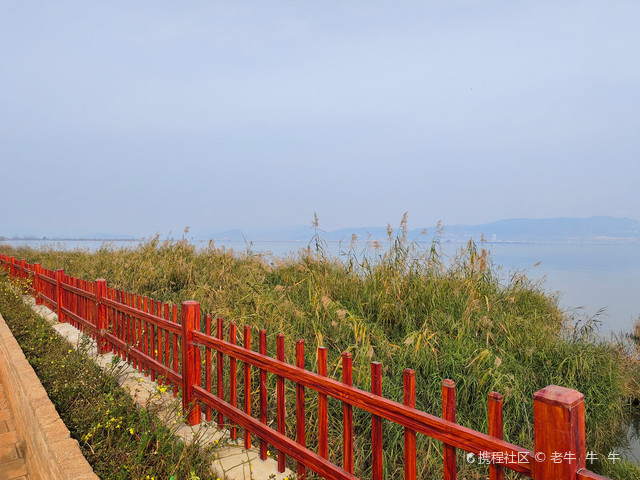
[3,238,640,462]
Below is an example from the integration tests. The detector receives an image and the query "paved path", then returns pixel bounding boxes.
[0,379,30,480]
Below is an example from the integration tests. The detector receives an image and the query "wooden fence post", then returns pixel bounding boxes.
[10,257,15,278]
[342,352,354,474]
[488,392,505,480]
[56,269,64,323]
[20,259,26,282]
[95,279,107,354]
[371,361,383,480]
[181,301,201,425]
[34,263,41,304]
[442,379,457,480]
[533,385,586,479]
[403,369,417,480]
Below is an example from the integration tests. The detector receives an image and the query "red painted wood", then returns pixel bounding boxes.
[129,293,137,369]
[577,470,612,480]
[192,330,536,476]
[149,299,156,380]
[533,386,586,480]
[371,361,383,480]
[34,263,41,305]
[259,329,268,460]
[217,317,224,428]
[144,297,150,377]
[205,314,212,421]
[123,290,130,362]
[296,339,306,479]
[277,333,286,472]
[55,269,64,323]
[403,369,417,480]
[136,294,143,371]
[244,324,252,449]
[318,346,328,460]
[342,352,353,474]
[181,301,201,425]
[488,392,504,480]
[156,301,162,379]
[230,321,237,440]
[103,331,182,386]
[95,279,107,354]
[164,303,171,384]
[100,297,181,334]
[193,385,360,480]
[442,379,457,480]
[20,259,26,283]
[172,305,179,396]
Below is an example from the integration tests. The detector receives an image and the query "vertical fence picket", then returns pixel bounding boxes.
[34,263,41,304]
[56,269,64,323]
[318,346,328,460]
[137,294,144,373]
[205,314,212,421]
[259,329,268,460]
[276,333,286,472]
[144,296,150,377]
[95,279,107,354]
[404,369,417,480]
[244,325,252,449]
[371,361,383,480]
[129,293,137,369]
[164,303,171,386]
[156,301,162,381]
[229,321,237,440]
[123,291,130,362]
[173,304,179,397]
[342,352,354,475]
[216,317,224,427]
[149,299,156,381]
[442,379,457,480]
[296,339,306,479]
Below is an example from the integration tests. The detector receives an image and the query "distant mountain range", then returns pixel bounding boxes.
[201,217,640,245]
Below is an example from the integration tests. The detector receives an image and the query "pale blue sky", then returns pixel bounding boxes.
[1,1,639,237]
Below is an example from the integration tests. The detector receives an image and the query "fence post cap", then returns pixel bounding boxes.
[533,385,584,409]
[182,300,199,307]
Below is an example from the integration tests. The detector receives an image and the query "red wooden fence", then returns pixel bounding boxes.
[0,254,613,480]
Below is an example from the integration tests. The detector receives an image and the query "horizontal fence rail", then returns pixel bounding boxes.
[0,254,612,480]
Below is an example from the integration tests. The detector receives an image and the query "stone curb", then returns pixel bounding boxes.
[0,310,99,480]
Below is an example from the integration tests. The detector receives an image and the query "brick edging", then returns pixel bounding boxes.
[0,312,99,480]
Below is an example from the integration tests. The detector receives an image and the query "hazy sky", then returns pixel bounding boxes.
[2,1,639,237]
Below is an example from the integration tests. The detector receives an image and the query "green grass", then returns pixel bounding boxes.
[2,225,639,479]
[0,276,216,480]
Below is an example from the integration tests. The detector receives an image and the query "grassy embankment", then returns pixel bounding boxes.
[0,277,217,480]
[2,224,639,479]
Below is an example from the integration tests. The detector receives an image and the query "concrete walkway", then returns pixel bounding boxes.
[23,296,293,480]
[0,379,30,480]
